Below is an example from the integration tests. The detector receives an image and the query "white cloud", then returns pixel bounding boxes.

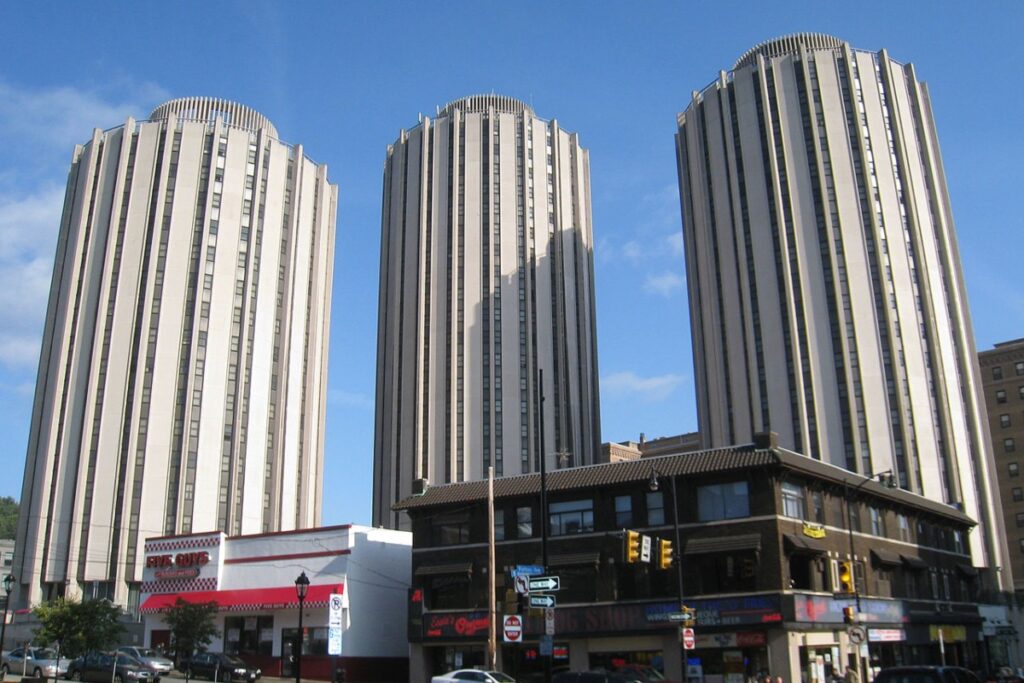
[0,80,167,155]
[0,80,167,372]
[0,186,64,370]
[602,371,686,403]
[328,389,374,411]
[665,231,684,257]
[644,271,684,297]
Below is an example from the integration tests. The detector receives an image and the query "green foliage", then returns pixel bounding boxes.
[0,497,18,539]
[163,599,219,662]
[33,598,124,659]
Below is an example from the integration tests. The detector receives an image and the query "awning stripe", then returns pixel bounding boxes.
[414,563,473,577]
[686,533,762,555]
[139,583,343,614]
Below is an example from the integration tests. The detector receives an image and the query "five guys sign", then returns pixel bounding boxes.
[147,551,210,580]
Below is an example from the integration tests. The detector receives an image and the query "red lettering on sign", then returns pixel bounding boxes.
[146,555,174,568]
[174,551,210,567]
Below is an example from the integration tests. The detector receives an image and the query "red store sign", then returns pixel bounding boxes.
[147,551,211,577]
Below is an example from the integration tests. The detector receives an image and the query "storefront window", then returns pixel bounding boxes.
[280,626,328,657]
[426,574,471,610]
[225,616,274,655]
[687,552,758,594]
[781,482,806,519]
[548,499,594,535]
[698,482,750,521]
[433,512,470,545]
[646,492,665,526]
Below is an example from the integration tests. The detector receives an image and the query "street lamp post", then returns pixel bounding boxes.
[0,574,14,656]
[649,467,686,683]
[843,470,895,681]
[294,572,310,683]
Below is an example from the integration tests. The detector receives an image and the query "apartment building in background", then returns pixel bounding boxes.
[374,95,601,529]
[979,339,1024,593]
[14,97,337,610]
[675,33,1010,589]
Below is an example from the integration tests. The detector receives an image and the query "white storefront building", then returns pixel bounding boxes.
[140,525,411,681]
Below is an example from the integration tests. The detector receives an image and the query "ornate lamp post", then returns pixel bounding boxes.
[294,572,310,683]
[0,574,14,655]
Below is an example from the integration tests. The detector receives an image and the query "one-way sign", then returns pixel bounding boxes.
[528,576,561,592]
[529,594,557,608]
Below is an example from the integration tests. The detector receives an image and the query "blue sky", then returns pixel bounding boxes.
[1,2,1022,527]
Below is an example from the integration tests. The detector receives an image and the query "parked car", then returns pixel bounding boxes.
[430,670,517,683]
[182,653,261,682]
[0,647,69,679]
[552,672,645,683]
[117,647,173,676]
[875,667,982,683]
[67,651,160,683]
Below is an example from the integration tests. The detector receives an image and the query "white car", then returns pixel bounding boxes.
[431,670,517,683]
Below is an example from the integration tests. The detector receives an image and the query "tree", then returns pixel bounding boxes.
[0,497,18,539]
[33,598,124,666]
[163,599,219,665]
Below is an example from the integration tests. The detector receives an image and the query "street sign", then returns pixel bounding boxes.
[528,575,561,592]
[848,625,867,644]
[545,607,555,636]
[514,575,530,594]
[641,535,652,563]
[539,635,553,656]
[682,627,696,650]
[667,612,692,622]
[328,593,344,655]
[503,614,524,643]
[511,564,545,577]
[529,594,557,608]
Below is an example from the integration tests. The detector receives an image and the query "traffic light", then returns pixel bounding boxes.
[838,561,855,593]
[625,530,641,563]
[842,605,856,624]
[658,538,674,570]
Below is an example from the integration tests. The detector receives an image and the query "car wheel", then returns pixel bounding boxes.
[33,668,42,679]
[115,675,124,683]
[72,670,83,681]
[0,665,8,676]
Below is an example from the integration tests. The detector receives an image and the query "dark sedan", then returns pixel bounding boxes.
[67,651,160,683]
[183,653,261,682]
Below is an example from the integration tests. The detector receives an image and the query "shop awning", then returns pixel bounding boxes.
[901,554,928,570]
[783,533,826,554]
[685,533,762,555]
[871,549,903,566]
[956,563,979,577]
[414,562,473,577]
[140,583,343,614]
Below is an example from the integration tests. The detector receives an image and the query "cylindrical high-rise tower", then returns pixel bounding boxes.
[15,97,337,609]
[676,35,1009,583]
[374,95,601,529]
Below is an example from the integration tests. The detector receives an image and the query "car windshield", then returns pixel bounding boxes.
[490,674,516,683]
[117,655,143,666]
[31,649,57,660]
[137,649,161,658]
[224,656,247,667]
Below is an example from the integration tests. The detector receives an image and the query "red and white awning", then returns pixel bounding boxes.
[140,583,344,614]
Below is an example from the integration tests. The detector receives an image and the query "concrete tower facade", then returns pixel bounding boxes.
[374,95,601,529]
[675,35,1009,583]
[15,97,337,609]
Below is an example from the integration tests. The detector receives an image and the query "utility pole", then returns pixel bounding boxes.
[488,466,497,671]
[538,369,551,683]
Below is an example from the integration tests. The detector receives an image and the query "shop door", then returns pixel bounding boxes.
[281,632,299,677]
